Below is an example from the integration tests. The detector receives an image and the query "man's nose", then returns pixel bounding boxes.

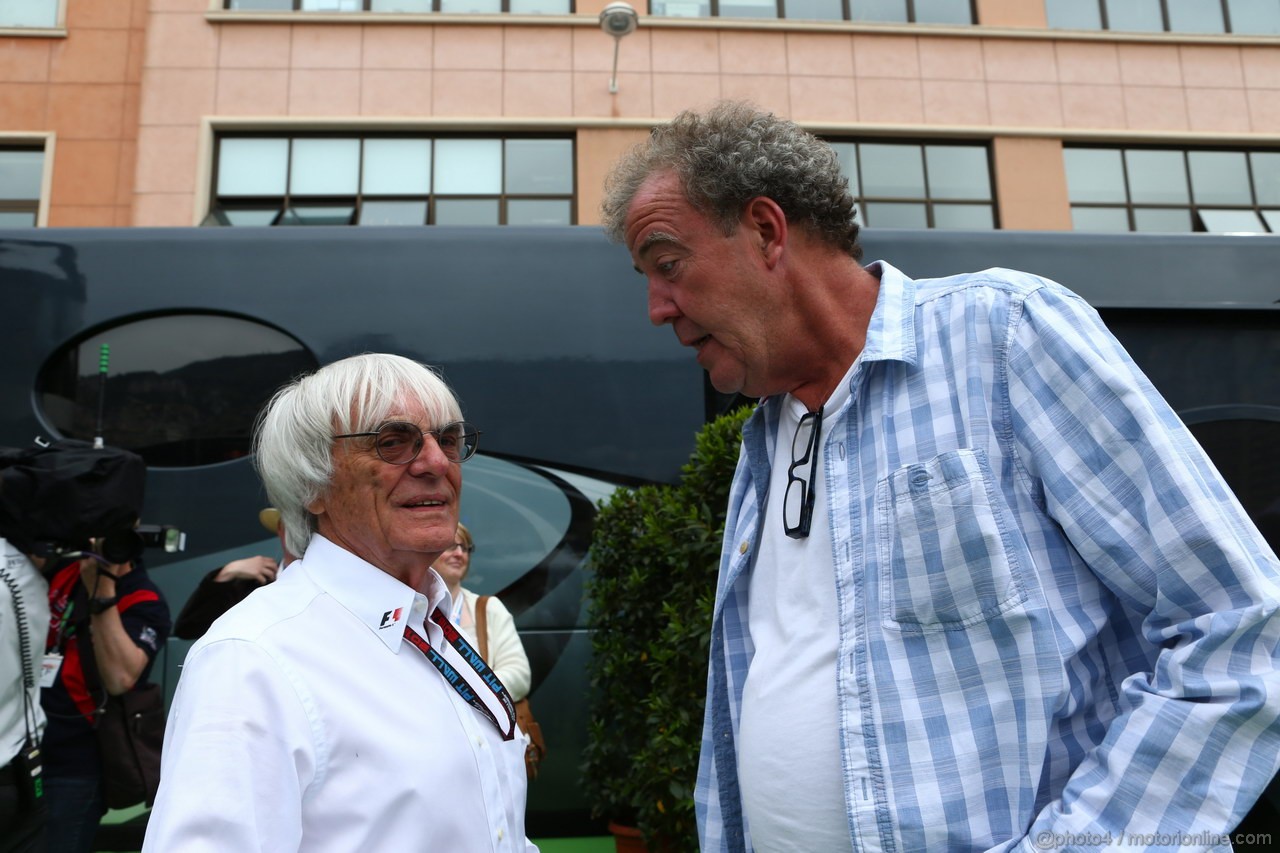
[408,434,451,474]
[647,278,678,326]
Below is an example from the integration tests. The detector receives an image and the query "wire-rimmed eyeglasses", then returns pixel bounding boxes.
[444,542,475,554]
[783,406,823,539]
[333,421,481,465]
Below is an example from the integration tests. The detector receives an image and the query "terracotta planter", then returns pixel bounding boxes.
[608,821,650,853]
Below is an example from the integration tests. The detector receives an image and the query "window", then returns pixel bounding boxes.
[0,0,58,27]
[37,314,319,468]
[1065,146,1280,234]
[829,140,995,229]
[206,134,576,227]
[225,0,574,11]
[1047,0,1279,34]
[649,0,972,23]
[0,148,44,227]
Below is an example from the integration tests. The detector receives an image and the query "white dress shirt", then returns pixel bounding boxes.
[144,535,536,853]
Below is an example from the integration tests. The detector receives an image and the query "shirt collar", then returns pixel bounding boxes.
[300,535,450,654]
[753,259,919,416]
[859,260,919,368]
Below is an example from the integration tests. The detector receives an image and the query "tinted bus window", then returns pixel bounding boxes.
[37,313,317,467]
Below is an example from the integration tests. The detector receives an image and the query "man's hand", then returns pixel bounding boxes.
[79,555,147,695]
[79,553,132,597]
[214,556,278,586]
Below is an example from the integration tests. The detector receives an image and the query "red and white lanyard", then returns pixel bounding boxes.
[403,607,516,741]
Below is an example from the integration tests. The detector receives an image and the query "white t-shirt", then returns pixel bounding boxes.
[143,535,534,853]
[0,540,48,767]
[738,370,857,853]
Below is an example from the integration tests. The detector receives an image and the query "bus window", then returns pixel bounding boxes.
[37,313,317,467]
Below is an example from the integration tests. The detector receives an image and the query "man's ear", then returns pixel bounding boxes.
[742,196,787,269]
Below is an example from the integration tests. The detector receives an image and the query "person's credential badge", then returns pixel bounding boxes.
[40,652,63,688]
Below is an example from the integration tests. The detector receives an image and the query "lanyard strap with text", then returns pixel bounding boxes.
[403,608,516,741]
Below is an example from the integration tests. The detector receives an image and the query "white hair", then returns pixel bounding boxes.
[252,353,463,558]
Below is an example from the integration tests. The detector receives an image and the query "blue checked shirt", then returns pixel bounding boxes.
[696,262,1280,853]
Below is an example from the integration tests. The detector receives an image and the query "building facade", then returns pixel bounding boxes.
[0,0,1277,232]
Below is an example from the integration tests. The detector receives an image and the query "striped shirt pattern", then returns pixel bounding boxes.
[696,262,1280,853]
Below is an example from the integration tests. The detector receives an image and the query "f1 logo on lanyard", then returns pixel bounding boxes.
[403,608,517,741]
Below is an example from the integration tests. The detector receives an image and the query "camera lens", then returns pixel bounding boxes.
[101,529,143,564]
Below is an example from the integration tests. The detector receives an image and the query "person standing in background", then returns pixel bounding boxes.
[41,550,170,853]
[432,522,531,703]
[1,539,48,853]
[172,508,294,640]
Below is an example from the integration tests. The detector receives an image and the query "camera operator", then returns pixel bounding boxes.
[1,538,48,853]
[41,545,170,853]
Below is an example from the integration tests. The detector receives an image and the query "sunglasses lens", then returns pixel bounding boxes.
[436,423,479,463]
[376,423,423,464]
[783,477,805,532]
[365,421,479,464]
[792,414,817,463]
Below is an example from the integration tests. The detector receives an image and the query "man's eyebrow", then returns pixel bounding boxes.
[633,231,680,273]
[638,231,678,256]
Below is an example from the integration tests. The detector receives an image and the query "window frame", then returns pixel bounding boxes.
[0,0,62,30]
[1046,0,1273,34]
[223,0,577,11]
[646,0,975,23]
[207,131,578,228]
[826,137,998,230]
[1065,143,1280,234]
[0,143,49,228]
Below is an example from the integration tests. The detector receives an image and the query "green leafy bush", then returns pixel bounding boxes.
[582,406,753,852]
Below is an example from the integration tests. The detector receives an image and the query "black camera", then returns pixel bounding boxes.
[0,438,184,563]
[100,524,187,565]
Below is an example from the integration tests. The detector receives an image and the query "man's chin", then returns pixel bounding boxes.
[706,366,746,397]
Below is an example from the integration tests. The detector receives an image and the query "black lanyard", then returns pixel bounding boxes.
[403,607,516,741]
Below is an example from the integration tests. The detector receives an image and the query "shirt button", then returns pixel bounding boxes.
[497,828,505,841]
[739,541,748,555]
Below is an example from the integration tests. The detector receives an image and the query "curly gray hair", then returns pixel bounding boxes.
[601,100,861,260]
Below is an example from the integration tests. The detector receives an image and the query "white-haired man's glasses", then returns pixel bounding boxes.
[334,421,481,465]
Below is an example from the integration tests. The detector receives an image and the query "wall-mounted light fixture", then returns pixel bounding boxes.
[599,1,639,94]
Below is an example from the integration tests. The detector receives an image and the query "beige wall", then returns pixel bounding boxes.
[991,136,1071,230]
[578,126,648,226]
[0,0,148,225]
[975,0,1047,29]
[4,0,1278,228]
[132,8,1280,226]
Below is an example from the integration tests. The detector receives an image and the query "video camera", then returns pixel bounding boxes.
[0,437,185,565]
[99,524,186,565]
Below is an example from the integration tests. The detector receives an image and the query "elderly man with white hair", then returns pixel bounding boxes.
[144,353,534,852]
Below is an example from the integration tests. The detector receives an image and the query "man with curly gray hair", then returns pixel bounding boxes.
[145,353,536,853]
[607,101,1280,853]
[602,99,861,261]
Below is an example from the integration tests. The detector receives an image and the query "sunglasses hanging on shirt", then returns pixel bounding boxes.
[783,406,824,539]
